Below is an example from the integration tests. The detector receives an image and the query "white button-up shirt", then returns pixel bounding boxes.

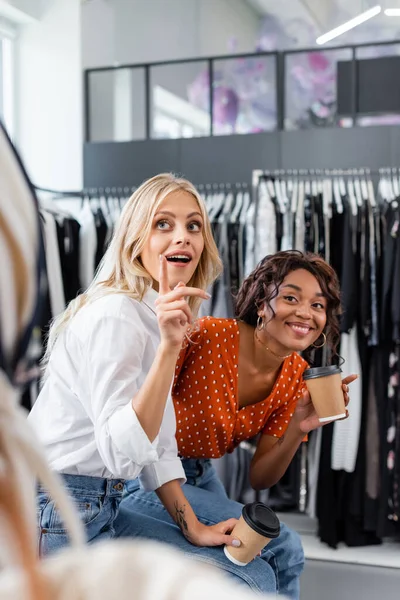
[28,289,185,491]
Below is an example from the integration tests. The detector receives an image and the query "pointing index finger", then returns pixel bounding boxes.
[158,255,171,296]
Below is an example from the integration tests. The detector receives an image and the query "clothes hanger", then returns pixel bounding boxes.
[240,189,251,224]
[230,186,244,223]
[353,172,363,208]
[222,188,234,216]
[359,169,369,203]
[291,172,299,214]
[280,177,289,210]
[392,168,399,198]
[274,177,286,214]
[346,176,358,217]
[366,177,377,210]
[332,172,343,214]
[309,169,317,198]
[322,177,332,218]
[265,175,276,200]
[378,169,388,202]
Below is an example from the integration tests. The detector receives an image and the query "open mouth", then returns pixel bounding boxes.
[166,254,191,264]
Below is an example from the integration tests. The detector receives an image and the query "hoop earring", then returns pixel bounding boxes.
[256,316,264,331]
[312,332,327,349]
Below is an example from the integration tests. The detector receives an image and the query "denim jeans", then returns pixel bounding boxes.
[37,473,125,556]
[120,459,304,598]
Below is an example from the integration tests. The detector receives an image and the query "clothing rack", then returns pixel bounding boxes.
[35,182,250,198]
[252,166,400,188]
[249,167,400,548]
[34,185,137,198]
[196,181,249,192]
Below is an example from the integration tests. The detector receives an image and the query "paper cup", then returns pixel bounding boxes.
[224,503,280,566]
[303,365,345,423]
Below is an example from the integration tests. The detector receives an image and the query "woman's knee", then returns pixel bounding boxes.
[273,522,305,567]
[189,552,277,595]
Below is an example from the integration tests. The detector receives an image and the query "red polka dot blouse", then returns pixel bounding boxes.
[173,317,308,459]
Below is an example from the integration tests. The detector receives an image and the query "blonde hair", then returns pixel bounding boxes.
[43,173,222,367]
[0,121,86,600]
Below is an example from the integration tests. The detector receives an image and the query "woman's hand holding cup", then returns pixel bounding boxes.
[293,372,358,434]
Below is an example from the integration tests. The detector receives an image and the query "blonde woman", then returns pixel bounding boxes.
[29,173,241,556]
[0,126,277,600]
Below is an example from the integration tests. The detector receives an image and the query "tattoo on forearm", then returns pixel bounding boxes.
[174,501,189,537]
[278,435,285,445]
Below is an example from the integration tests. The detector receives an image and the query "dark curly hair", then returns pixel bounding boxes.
[235,250,342,365]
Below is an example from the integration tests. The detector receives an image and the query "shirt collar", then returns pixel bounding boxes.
[142,286,159,316]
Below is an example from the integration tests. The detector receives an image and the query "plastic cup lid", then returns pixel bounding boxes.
[242,502,280,538]
[303,365,342,380]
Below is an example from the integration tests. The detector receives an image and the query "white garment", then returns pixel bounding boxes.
[244,202,256,277]
[41,210,66,317]
[28,289,185,490]
[78,202,97,290]
[294,181,305,252]
[331,327,362,473]
[254,181,277,265]
[306,428,322,519]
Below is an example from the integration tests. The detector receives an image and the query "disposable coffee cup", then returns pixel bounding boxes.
[303,365,345,423]
[224,502,280,566]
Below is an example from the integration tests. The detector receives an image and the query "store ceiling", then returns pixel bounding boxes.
[245,0,400,44]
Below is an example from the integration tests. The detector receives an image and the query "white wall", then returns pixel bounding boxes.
[82,0,261,68]
[82,0,261,142]
[14,0,82,189]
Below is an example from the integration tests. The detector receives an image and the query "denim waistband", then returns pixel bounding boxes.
[38,473,125,498]
[181,458,212,479]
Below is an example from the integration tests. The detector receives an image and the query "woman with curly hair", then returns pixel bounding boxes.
[122,250,358,600]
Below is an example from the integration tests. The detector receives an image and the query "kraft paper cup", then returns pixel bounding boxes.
[303,365,345,423]
[224,502,280,566]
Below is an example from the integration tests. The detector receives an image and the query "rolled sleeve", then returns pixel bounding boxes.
[108,401,159,467]
[139,398,186,491]
[84,314,160,477]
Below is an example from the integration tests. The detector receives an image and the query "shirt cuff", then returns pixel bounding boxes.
[139,457,186,491]
[108,402,160,467]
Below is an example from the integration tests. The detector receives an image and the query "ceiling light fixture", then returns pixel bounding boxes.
[316,5,382,45]
[384,8,400,16]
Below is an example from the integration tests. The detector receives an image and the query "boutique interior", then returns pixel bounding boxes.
[1,1,400,599]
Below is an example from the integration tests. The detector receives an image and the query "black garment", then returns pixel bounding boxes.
[340,202,359,333]
[94,208,108,270]
[56,217,82,302]
[381,204,398,342]
[317,198,382,548]
[227,220,240,296]
[387,347,400,524]
[329,201,345,286]
[210,215,234,318]
[304,194,315,253]
[314,193,325,258]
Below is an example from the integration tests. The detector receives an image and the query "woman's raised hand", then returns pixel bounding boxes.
[155,256,209,350]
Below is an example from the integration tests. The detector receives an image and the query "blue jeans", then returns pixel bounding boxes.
[37,473,125,556]
[120,459,304,598]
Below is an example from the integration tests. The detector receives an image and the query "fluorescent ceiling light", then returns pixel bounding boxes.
[316,5,382,45]
[384,8,400,16]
